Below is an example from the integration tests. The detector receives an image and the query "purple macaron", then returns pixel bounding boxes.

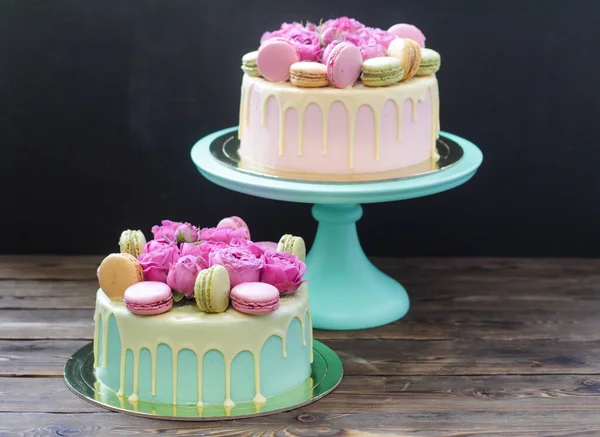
[123,281,173,315]
[230,282,280,315]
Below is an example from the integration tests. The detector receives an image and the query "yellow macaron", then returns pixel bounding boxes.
[290,62,329,88]
[97,253,144,300]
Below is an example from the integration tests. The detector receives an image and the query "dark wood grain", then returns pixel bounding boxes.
[2,411,600,437]
[3,375,600,414]
[2,338,600,377]
[2,256,600,436]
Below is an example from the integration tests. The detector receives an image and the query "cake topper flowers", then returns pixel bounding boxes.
[103,217,308,316]
[245,17,437,89]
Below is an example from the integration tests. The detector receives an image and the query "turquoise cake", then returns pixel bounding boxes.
[93,283,312,408]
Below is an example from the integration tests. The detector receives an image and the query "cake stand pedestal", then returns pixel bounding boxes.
[191,127,483,330]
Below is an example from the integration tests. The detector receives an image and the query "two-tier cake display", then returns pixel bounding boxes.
[65,217,342,420]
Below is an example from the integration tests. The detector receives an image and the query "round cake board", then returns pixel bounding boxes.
[64,340,342,421]
[191,126,483,330]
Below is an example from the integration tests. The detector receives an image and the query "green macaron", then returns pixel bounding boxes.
[241,50,260,77]
[277,234,307,262]
[194,265,231,313]
[416,48,441,76]
[361,57,404,87]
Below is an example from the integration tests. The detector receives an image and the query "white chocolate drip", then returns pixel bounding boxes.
[240,75,440,167]
[94,285,312,407]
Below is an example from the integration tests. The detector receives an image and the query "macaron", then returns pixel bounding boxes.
[241,50,260,77]
[326,42,362,89]
[277,234,306,262]
[124,281,174,316]
[257,37,299,82]
[194,265,231,313]
[387,23,426,47]
[217,216,251,239]
[416,48,441,76]
[361,56,404,87]
[230,282,280,315]
[118,229,146,258]
[290,61,329,88]
[97,253,144,300]
[387,38,422,80]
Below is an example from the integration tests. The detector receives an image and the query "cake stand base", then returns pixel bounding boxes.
[306,204,409,330]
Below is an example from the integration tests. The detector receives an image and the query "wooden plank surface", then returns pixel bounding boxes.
[1,256,600,436]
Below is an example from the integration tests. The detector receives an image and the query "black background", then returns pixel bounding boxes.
[2,0,599,257]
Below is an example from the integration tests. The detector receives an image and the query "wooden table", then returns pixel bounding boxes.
[2,256,600,436]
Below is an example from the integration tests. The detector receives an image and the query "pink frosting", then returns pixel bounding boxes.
[240,81,435,174]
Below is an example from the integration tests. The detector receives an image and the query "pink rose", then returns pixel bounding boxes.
[209,247,264,288]
[260,251,306,295]
[151,220,199,243]
[151,220,180,242]
[141,238,173,256]
[260,21,305,44]
[360,39,386,61]
[166,255,207,297]
[176,223,200,243]
[138,243,180,283]
[229,238,267,257]
[321,16,365,37]
[369,28,396,49]
[286,28,323,62]
[322,40,343,64]
[199,227,249,244]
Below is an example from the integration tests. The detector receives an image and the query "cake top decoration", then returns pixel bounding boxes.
[98,218,307,317]
[244,17,439,89]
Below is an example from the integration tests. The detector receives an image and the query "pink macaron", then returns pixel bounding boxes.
[123,281,173,315]
[217,216,251,239]
[257,37,299,82]
[230,282,280,315]
[326,42,362,89]
[387,23,426,47]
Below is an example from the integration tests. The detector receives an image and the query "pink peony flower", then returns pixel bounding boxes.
[151,220,199,243]
[166,255,207,297]
[260,21,305,44]
[138,243,180,283]
[286,28,323,61]
[260,251,306,295]
[369,28,396,49]
[209,247,264,288]
[229,238,268,257]
[360,38,386,61]
[141,238,173,256]
[199,227,250,244]
[322,40,343,64]
[176,223,200,243]
[321,16,365,37]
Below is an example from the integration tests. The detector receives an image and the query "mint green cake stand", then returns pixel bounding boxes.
[191,126,482,330]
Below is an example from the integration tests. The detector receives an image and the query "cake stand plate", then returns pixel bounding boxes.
[64,340,342,421]
[191,126,483,330]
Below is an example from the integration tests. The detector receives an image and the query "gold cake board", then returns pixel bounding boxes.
[64,340,343,421]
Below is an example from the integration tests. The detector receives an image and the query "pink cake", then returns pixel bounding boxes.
[237,18,441,180]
